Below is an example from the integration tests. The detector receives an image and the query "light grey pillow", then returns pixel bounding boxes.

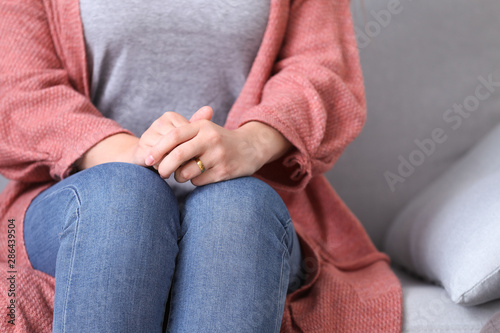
[384,123,500,306]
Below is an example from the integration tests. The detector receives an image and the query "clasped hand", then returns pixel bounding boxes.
[138,106,274,186]
[78,106,290,185]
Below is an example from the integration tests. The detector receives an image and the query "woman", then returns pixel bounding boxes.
[0,0,402,332]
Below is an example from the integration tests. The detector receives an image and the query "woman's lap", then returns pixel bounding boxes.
[25,162,180,332]
[24,162,303,332]
[168,177,302,332]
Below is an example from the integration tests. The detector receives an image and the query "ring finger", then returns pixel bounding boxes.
[174,155,210,183]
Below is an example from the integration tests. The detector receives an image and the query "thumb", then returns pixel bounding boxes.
[189,106,213,122]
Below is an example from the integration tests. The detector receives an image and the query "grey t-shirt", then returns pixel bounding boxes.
[79,0,270,200]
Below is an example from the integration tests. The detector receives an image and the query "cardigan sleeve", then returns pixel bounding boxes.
[234,0,366,191]
[0,0,131,183]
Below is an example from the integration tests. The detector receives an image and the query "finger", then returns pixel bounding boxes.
[190,153,243,186]
[189,106,213,123]
[156,135,206,178]
[152,112,190,135]
[174,157,208,183]
[190,163,224,186]
[190,152,257,186]
[168,112,191,128]
[141,112,191,149]
[145,124,199,166]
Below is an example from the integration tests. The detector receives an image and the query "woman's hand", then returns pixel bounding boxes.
[145,106,292,186]
[76,107,212,171]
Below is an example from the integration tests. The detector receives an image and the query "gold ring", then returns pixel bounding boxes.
[195,158,206,173]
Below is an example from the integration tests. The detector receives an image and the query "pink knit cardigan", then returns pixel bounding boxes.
[0,0,402,331]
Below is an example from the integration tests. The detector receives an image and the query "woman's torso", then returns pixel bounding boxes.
[79,0,270,199]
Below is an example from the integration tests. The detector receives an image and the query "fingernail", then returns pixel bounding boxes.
[145,155,155,166]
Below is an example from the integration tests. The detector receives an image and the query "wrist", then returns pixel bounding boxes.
[76,133,140,171]
[237,121,292,166]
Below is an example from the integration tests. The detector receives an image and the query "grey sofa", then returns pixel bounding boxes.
[2,1,500,331]
[327,0,500,331]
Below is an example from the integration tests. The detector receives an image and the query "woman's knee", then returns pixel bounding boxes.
[68,162,180,237]
[75,162,171,197]
[182,177,292,245]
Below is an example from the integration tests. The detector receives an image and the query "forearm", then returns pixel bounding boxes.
[75,133,141,171]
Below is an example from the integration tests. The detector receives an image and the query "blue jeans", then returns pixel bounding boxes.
[24,162,303,332]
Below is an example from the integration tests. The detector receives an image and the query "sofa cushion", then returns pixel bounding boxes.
[394,266,500,333]
[327,0,500,249]
[385,124,500,305]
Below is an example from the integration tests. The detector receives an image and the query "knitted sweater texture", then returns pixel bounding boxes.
[0,0,402,331]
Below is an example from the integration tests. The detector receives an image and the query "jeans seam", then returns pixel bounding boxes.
[275,244,287,333]
[58,186,82,333]
[27,185,78,212]
[281,218,293,250]
[275,223,291,332]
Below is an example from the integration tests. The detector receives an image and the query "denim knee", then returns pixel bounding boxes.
[74,162,173,198]
[66,162,180,241]
[182,176,293,248]
[25,162,181,278]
